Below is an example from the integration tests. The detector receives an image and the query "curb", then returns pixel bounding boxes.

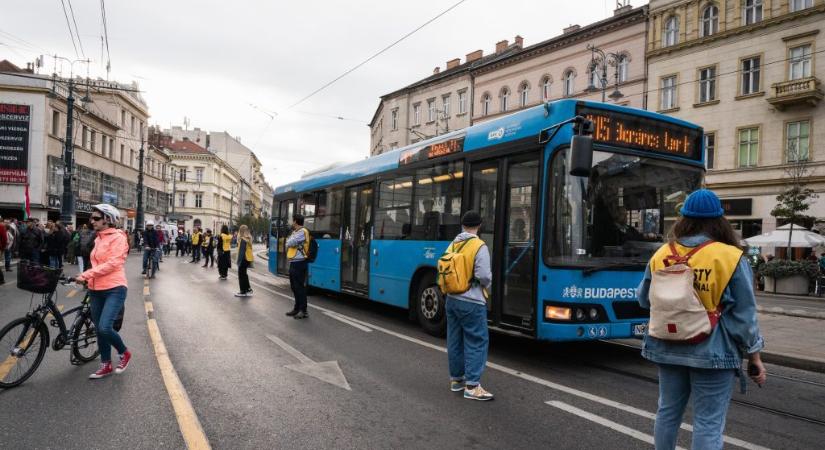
[756,292,825,302]
[757,306,825,320]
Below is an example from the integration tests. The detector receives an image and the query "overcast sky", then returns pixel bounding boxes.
[2,0,646,187]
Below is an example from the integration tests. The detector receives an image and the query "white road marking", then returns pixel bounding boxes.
[247,279,770,450]
[547,401,685,450]
[265,334,351,391]
[323,311,373,332]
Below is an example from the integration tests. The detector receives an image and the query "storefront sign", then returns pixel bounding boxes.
[721,198,752,216]
[75,200,93,213]
[0,103,31,184]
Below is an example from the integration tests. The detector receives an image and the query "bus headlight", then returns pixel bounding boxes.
[545,306,572,321]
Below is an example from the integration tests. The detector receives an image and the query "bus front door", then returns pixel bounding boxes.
[276,199,296,276]
[341,183,373,294]
[469,154,539,332]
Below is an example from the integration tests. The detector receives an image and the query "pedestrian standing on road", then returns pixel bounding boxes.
[637,189,767,450]
[45,222,62,269]
[202,229,215,268]
[2,217,13,272]
[19,218,42,262]
[78,223,95,273]
[234,225,254,297]
[284,214,310,319]
[175,231,186,257]
[444,211,494,401]
[156,226,165,263]
[217,225,232,280]
[191,227,202,263]
[75,204,132,380]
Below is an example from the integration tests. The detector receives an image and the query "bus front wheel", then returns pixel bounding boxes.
[416,274,446,337]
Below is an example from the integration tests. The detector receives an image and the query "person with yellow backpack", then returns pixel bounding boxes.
[637,189,766,450]
[285,214,311,319]
[439,211,493,401]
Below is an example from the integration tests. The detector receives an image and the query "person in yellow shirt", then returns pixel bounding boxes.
[217,225,232,280]
[190,227,202,263]
[201,229,215,268]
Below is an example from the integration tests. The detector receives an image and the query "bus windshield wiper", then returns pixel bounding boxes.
[582,260,648,276]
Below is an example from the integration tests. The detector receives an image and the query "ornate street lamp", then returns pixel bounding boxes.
[585,43,625,103]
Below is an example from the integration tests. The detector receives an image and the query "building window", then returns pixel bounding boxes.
[661,76,677,110]
[458,91,467,114]
[82,126,88,148]
[413,103,421,125]
[618,55,629,83]
[442,95,450,117]
[110,138,115,159]
[130,116,135,135]
[128,147,132,166]
[178,192,186,207]
[790,0,813,12]
[518,82,529,107]
[500,87,511,112]
[194,193,203,208]
[743,0,762,25]
[427,99,436,122]
[195,168,204,183]
[91,131,97,153]
[663,16,679,47]
[698,66,716,103]
[789,44,812,80]
[51,110,60,136]
[700,5,719,37]
[704,133,715,169]
[541,76,552,100]
[121,110,126,126]
[787,120,810,162]
[391,109,398,130]
[179,168,187,182]
[481,93,491,116]
[738,127,759,167]
[741,56,761,94]
[563,70,575,97]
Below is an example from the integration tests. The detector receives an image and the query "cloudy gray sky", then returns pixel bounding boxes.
[2,0,646,187]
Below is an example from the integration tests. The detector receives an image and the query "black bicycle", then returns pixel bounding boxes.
[0,263,98,389]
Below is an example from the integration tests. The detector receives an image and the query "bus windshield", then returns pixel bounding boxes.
[545,148,703,267]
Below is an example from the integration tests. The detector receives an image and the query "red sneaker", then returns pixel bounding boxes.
[115,350,132,374]
[89,362,113,379]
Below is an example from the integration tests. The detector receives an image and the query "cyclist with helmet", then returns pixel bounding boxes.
[142,220,159,278]
[75,204,132,379]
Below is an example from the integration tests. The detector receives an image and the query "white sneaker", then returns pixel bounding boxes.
[464,385,494,401]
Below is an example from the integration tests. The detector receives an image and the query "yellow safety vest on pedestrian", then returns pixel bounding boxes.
[220,233,232,251]
[286,228,310,260]
[438,237,485,295]
[192,232,201,246]
[242,238,254,262]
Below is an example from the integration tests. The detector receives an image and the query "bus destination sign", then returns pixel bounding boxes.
[577,106,703,161]
[400,137,464,165]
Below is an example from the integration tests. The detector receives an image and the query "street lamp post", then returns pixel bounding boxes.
[585,44,624,103]
[136,126,145,231]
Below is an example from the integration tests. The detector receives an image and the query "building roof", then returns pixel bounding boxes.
[166,139,210,154]
[0,59,27,73]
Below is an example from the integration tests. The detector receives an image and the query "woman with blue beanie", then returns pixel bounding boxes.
[637,189,767,450]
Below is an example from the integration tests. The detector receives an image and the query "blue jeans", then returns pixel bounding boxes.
[4,249,11,270]
[446,298,489,386]
[89,286,128,363]
[655,364,735,450]
[49,255,61,269]
[142,248,159,271]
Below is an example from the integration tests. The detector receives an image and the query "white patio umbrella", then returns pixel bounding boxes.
[744,223,825,247]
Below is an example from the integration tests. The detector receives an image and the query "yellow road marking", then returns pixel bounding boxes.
[143,286,150,296]
[146,318,211,450]
[45,305,65,320]
[145,301,154,315]
[66,289,78,298]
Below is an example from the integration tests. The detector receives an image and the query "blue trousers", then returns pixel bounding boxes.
[4,249,10,270]
[142,248,159,271]
[655,364,735,450]
[446,297,489,386]
[49,255,61,269]
[89,286,128,363]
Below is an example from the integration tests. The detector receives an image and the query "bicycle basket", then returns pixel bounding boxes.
[17,261,62,294]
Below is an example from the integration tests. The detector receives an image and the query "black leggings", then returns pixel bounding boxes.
[238,259,250,293]
[203,248,214,267]
[218,251,231,277]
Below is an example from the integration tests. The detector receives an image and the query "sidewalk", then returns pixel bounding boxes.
[755,291,825,319]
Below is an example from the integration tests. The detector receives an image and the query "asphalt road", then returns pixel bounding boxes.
[1,253,824,449]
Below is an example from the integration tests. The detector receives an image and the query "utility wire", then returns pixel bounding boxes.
[100,0,111,73]
[58,0,80,58]
[0,29,50,54]
[66,0,86,58]
[287,0,469,109]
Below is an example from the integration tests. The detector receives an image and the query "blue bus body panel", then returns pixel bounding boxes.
[308,239,342,292]
[268,237,277,274]
[368,240,450,308]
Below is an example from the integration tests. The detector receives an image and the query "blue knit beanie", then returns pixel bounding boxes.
[680,189,724,218]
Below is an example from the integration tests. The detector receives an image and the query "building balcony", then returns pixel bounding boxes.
[767,77,824,110]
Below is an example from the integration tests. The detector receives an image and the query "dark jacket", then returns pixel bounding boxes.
[79,230,96,257]
[143,229,159,249]
[46,230,66,256]
[19,226,43,256]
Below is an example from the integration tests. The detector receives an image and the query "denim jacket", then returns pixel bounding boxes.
[637,235,765,370]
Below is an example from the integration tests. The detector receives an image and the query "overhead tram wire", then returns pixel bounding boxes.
[58,0,80,58]
[100,0,111,74]
[66,0,86,58]
[287,0,469,110]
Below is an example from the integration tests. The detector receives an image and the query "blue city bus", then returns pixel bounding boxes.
[269,99,704,341]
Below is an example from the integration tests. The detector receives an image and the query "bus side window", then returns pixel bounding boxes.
[411,161,463,241]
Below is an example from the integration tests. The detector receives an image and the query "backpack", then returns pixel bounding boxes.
[303,228,318,263]
[648,240,719,344]
[437,237,485,295]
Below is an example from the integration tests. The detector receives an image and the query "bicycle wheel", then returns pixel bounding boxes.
[0,317,49,388]
[71,314,98,364]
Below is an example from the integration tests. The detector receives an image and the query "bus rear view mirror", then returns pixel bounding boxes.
[569,135,593,177]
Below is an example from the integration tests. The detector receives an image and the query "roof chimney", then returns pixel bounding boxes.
[563,24,581,34]
[433,67,441,74]
[495,39,509,53]
[446,58,461,69]
[466,49,483,62]
[514,35,524,49]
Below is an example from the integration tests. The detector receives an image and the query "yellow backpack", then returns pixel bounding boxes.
[437,237,485,295]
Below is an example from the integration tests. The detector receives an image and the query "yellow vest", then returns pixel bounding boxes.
[242,237,253,262]
[220,233,232,251]
[202,235,211,248]
[286,228,310,260]
[649,241,743,311]
[192,232,201,245]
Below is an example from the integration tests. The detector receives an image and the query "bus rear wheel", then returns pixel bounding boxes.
[416,274,446,337]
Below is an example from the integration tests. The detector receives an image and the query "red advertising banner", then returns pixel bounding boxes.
[0,103,31,184]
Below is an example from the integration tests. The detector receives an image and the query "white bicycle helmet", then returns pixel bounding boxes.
[145,219,155,226]
[92,203,121,224]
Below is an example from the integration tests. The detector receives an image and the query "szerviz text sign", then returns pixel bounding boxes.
[577,106,703,161]
[0,103,31,184]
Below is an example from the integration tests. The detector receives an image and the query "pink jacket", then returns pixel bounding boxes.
[77,227,129,291]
